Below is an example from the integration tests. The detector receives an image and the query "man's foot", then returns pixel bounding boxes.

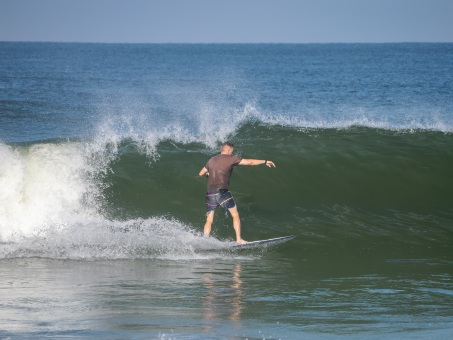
[236,239,247,244]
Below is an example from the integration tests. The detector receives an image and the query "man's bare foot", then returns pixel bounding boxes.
[237,239,247,244]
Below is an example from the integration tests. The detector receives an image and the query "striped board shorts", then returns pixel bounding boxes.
[205,189,236,214]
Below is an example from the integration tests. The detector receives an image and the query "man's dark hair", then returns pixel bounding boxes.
[222,141,234,148]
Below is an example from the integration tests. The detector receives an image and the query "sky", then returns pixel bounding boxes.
[0,0,452,43]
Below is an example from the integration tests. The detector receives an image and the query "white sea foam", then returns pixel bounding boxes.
[258,105,453,133]
[0,140,235,259]
[0,215,221,260]
[0,142,94,241]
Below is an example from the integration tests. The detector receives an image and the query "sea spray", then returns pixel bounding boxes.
[0,216,215,260]
[0,142,94,240]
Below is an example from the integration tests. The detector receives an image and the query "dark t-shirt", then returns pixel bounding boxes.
[205,154,242,192]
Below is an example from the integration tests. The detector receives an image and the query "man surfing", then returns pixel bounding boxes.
[199,141,276,244]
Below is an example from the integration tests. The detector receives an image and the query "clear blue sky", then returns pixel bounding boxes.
[1,0,452,43]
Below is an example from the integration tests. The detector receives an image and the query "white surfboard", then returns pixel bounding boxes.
[230,235,295,249]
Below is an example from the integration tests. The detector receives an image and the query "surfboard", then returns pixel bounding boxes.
[230,235,295,249]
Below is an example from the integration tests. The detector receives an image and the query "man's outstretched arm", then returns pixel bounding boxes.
[239,159,276,167]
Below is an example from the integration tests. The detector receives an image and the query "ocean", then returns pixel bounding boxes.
[1,42,452,339]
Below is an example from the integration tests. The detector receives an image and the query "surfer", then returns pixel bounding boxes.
[199,141,276,244]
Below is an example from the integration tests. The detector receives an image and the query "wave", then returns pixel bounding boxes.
[93,101,453,146]
[1,116,452,260]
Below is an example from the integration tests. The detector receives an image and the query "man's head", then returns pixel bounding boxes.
[220,141,234,155]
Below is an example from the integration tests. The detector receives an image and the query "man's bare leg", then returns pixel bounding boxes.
[228,206,247,244]
[204,210,214,237]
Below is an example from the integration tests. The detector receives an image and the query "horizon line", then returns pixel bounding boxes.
[1,40,453,45]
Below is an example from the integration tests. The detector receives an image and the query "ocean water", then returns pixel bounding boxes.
[0,42,452,339]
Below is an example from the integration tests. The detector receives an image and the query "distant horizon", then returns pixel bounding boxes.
[2,40,452,45]
[1,0,452,44]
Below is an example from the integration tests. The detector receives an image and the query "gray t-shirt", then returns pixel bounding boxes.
[205,154,242,192]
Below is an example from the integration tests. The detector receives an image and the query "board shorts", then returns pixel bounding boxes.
[205,189,236,214]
